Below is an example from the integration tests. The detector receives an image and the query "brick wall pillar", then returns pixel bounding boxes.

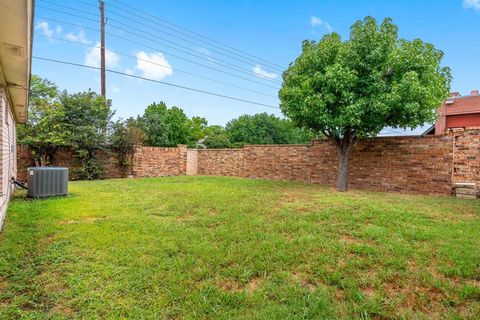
[178,145,188,175]
[450,128,480,191]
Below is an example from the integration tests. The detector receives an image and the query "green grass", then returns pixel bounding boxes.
[0,176,479,319]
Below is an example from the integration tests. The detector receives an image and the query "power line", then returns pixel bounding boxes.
[35,9,282,86]
[37,6,282,85]
[103,7,284,73]
[49,0,285,72]
[33,56,281,110]
[105,0,285,71]
[106,20,282,85]
[37,2,281,82]
[36,34,278,98]
[36,4,100,23]
[35,16,281,90]
[39,0,99,17]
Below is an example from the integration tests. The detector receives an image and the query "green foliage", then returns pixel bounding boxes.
[138,102,170,146]
[17,75,69,166]
[188,116,208,147]
[164,106,191,145]
[280,16,451,138]
[225,113,313,146]
[138,102,207,147]
[279,17,451,190]
[109,118,146,174]
[203,125,231,148]
[59,90,114,180]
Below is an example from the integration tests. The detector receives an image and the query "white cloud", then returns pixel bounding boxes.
[134,51,173,80]
[310,16,332,31]
[464,0,480,10]
[85,42,119,68]
[65,29,91,45]
[36,21,55,37]
[253,65,278,80]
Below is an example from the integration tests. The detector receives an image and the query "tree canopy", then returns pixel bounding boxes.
[279,17,451,191]
[225,113,313,146]
[17,75,68,166]
[138,102,206,148]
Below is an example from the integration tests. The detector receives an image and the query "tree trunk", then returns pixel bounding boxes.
[39,152,48,167]
[335,144,351,192]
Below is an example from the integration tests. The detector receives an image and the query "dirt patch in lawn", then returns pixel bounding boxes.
[273,189,319,214]
[215,277,263,294]
[362,286,376,298]
[246,277,262,294]
[59,216,108,225]
[50,304,75,317]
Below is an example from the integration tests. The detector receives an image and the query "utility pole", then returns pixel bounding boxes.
[99,0,106,99]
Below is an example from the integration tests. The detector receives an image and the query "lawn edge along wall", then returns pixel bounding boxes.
[17,128,480,196]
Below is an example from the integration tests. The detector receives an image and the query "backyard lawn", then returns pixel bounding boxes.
[0,176,479,319]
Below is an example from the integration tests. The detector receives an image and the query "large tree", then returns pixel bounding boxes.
[17,75,68,166]
[60,90,114,179]
[279,17,451,191]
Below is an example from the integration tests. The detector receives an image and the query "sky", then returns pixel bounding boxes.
[32,0,480,131]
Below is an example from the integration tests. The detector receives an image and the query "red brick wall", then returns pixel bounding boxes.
[451,128,480,189]
[132,145,187,178]
[18,145,188,181]
[197,136,455,195]
[17,146,125,181]
[197,148,245,177]
[348,136,453,194]
[16,129,480,196]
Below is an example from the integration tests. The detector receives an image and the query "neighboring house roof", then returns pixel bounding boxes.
[421,124,435,136]
[379,92,480,137]
[0,0,34,124]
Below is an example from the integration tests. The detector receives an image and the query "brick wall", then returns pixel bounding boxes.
[348,136,453,194]
[17,145,188,181]
[17,146,125,181]
[197,136,455,195]
[132,145,187,178]
[16,129,480,196]
[197,148,245,177]
[451,128,480,189]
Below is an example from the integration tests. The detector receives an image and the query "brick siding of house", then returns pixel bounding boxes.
[0,88,17,229]
[435,94,480,134]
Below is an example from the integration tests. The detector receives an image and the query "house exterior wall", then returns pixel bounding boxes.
[0,88,17,230]
[435,95,480,134]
